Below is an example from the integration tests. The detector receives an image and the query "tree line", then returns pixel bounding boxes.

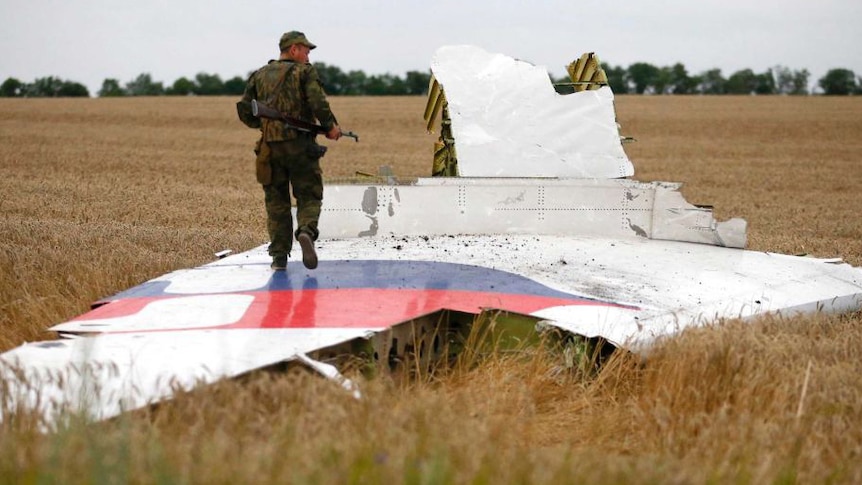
[2,62,861,98]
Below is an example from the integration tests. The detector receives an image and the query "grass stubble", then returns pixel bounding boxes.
[1,95,861,484]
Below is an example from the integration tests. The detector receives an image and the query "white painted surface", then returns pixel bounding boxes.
[312,235,862,345]
[1,328,373,424]
[54,294,254,332]
[430,45,634,178]
[53,236,862,349]
[4,236,861,425]
[321,178,746,248]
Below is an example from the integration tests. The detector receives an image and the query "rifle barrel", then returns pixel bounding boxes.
[251,99,359,142]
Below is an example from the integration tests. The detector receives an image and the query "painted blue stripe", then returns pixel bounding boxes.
[99,260,617,306]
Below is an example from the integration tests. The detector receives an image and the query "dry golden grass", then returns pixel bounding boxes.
[1,95,862,483]
[620,96,862,260]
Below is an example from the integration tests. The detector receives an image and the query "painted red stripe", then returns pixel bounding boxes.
[72,289,609,331]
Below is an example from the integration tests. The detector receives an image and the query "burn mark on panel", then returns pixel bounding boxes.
[625,190,640,201]
[35,342,67,349]
[627,218,648,238]
[388,188,400,217]
[361,187,378,215]
[359,215,379,237]
[360,187,379,236]
[498,191,526,205]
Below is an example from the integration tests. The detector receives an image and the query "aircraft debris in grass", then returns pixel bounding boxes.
[2,45,861,426]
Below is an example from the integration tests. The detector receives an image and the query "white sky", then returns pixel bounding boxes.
[1,0,860,95]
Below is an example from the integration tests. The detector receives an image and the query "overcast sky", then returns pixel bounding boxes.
[2,0,860,94]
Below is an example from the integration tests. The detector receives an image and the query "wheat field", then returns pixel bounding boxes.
[1,95,862,483]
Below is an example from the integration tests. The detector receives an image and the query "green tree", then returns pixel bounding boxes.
[791,69,810,95]
[167,77,195,95]
[388,75,407,95]
[125,73,164,96]
[667,63,696,94]
[626,62,660,94]
[653,66,673,94]
[23,76,64,96]
[697,69,726,94]
[343,70,368,95]
[1,77,24,97]
[601,63,628,94]
[364,72,412,95]
[753,71,775,94]
[6,76,87,97]
[314,62,347,95]
[818,68,857,95]
[772,66,794,94]
[726,69,757,94]
[223,76,245,96]
[404,70,431,95]
[193,73,224,95]
[771,66,809,95]
[57,81,89,97]
[98,78,125,97]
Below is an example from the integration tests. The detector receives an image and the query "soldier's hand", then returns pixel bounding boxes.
[326,125,342,140]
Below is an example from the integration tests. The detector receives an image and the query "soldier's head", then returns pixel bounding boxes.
[279,31,316,63]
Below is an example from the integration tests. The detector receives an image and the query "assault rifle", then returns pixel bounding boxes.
[251,99,359,142]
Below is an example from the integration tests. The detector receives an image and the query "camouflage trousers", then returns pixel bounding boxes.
[261,139,324,258]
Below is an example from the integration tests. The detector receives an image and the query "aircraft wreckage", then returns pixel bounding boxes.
[3,45,862,425]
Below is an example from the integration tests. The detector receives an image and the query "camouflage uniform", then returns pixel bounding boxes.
[238,32,339,261]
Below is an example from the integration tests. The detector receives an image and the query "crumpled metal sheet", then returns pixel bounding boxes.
[0,328,372,424]
[430,45,634,178]
[3,235,860,425]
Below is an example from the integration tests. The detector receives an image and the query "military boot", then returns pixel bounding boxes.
[297,232,318,270]
[271,254,287,271]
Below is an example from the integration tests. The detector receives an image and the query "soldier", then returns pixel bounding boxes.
[237,31,342,270]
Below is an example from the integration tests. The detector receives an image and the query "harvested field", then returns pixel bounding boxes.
[1,95,861,483]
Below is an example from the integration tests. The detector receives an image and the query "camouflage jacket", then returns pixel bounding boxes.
[240,60,337,142]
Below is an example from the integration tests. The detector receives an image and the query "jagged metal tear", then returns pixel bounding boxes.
[430,45,634,179]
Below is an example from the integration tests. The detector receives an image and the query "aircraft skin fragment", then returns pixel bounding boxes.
[295,354,362,399]
[430,46,634,179]
[4,235,860,425]
[1,328,373,424]
[324,178,745,248]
